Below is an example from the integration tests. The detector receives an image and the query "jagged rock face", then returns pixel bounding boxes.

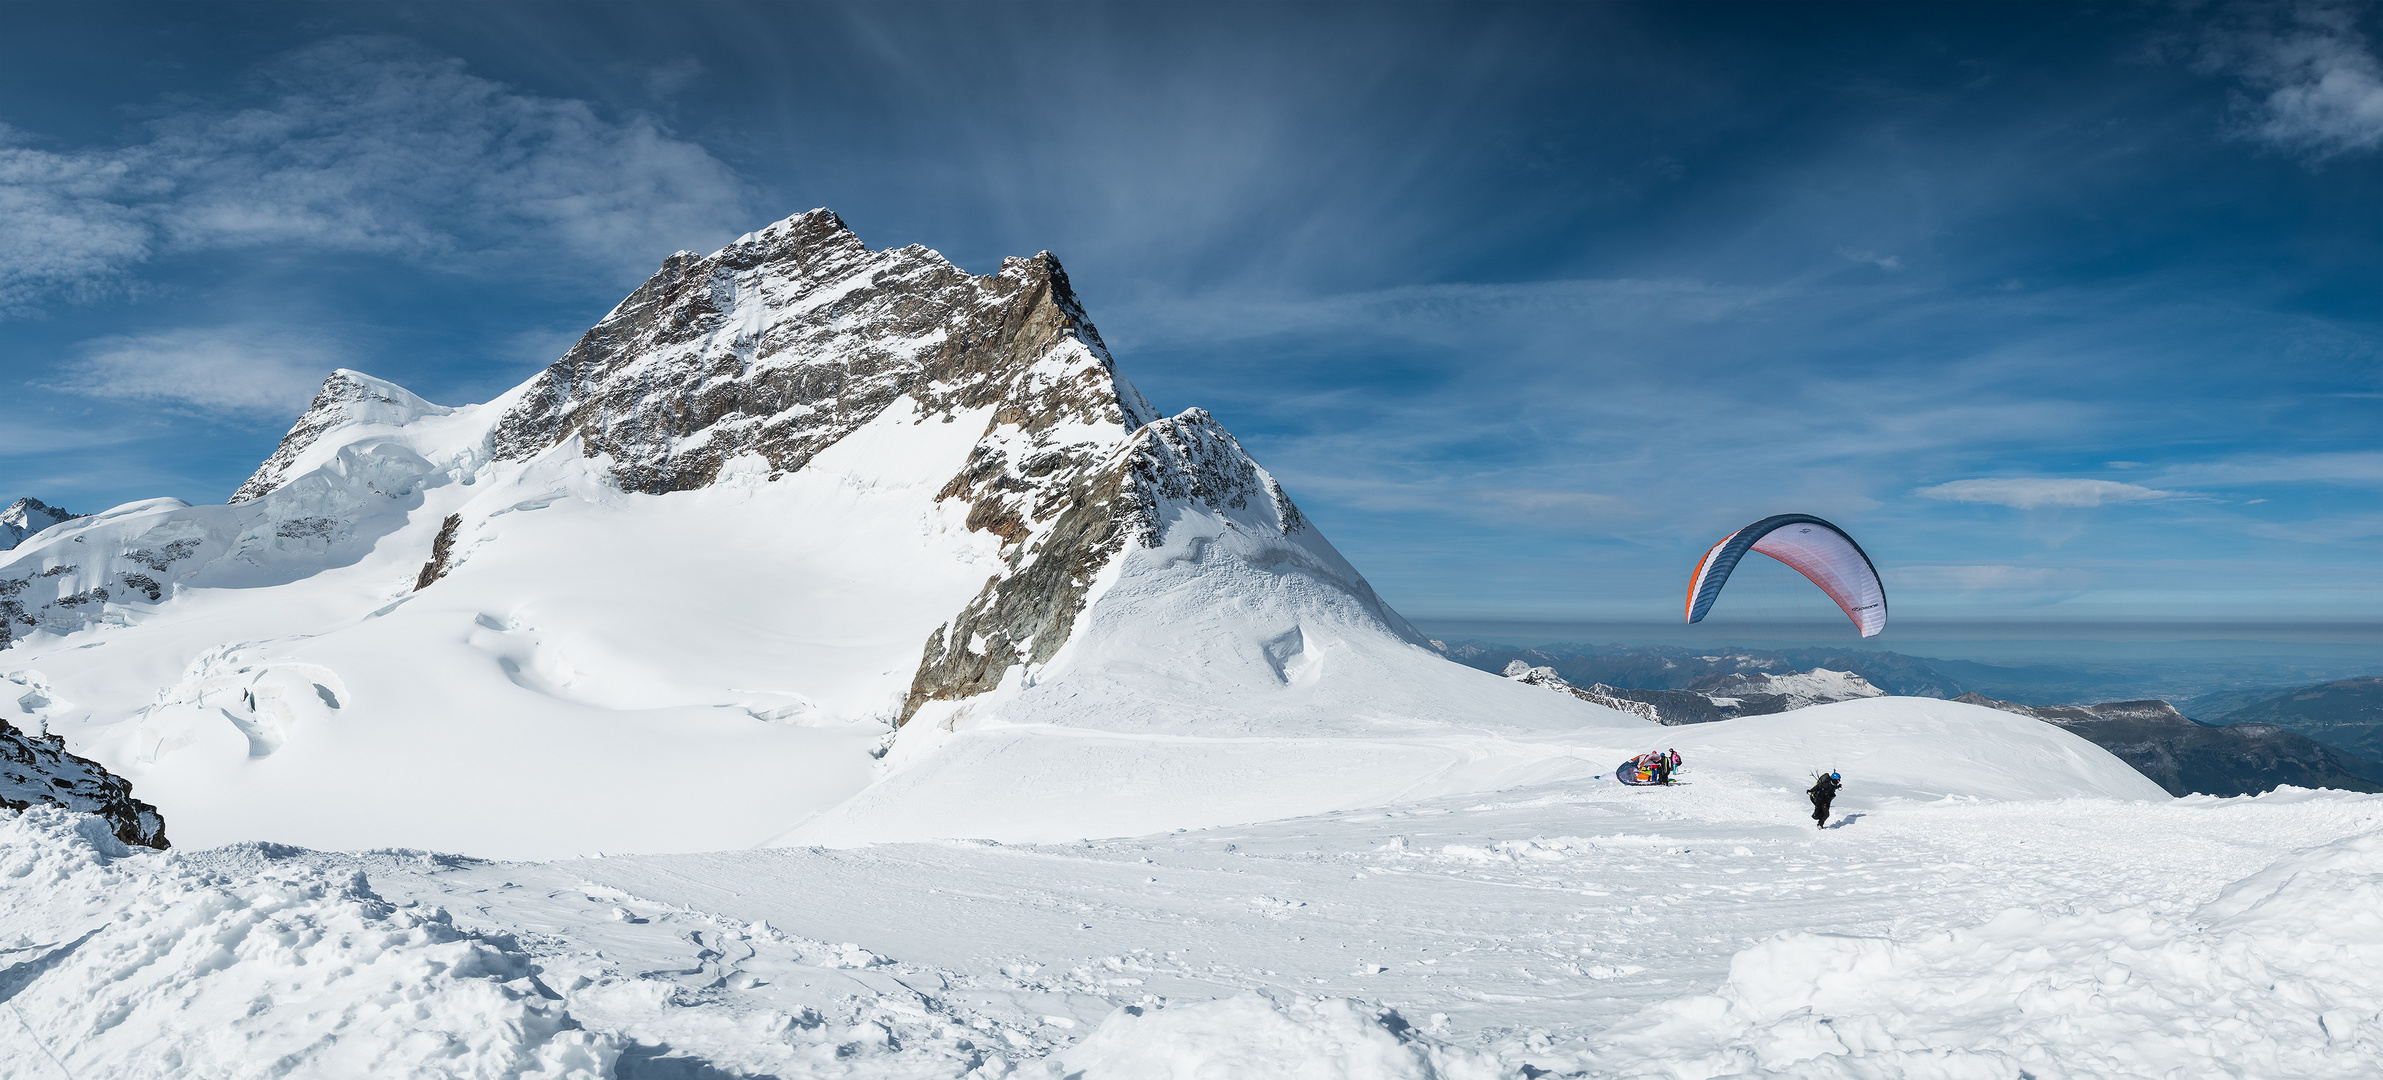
[2,498,82,550]
[461,207,1320,724]
[905,410,1315,722]
[234,371,452,502]
[1,717,168,848]
[1952,692,2382,797]
[488,209,1154,495]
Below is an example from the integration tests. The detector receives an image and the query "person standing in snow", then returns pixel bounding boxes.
[1808,771,1841,828]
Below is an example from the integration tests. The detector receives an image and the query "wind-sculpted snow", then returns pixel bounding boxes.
[1054,995,1512,1079]
[0,807,615,1079]
[234,370,455,502]
[1596,828,2383,1078]
[4,776,2356,1076]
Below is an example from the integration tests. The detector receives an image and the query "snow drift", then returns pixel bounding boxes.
[0,807,615,1079]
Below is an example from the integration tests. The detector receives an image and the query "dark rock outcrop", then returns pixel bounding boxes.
[416,514,462,590]
[1,717,168,848]
[1953,693,2383,797]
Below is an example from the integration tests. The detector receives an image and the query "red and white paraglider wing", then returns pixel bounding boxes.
[1683,514,1888,638]
[1748,521,1888,637]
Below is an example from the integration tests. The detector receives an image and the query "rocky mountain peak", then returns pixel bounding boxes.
[2,498,82,550]
[487,208,1153,496]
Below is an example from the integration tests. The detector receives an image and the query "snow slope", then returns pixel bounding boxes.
[4,775,2369,1077]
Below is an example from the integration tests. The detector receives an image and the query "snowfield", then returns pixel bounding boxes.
[6,774,2378,1077]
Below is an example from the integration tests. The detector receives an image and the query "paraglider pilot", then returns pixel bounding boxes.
[1808,771,1841,828]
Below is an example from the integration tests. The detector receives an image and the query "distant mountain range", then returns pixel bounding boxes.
[1436,638,2374,705]
[1950,694,2380,798]
[1465,640,2383,798]
[2189,676,2383,764]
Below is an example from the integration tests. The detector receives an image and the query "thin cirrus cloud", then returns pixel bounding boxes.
[0,36,753,316]
[45,328,338,418]
[1913,478,2182,509]
[2200,1,2383,160]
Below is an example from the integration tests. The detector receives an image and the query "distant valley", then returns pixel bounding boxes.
[1454,639,2383,798]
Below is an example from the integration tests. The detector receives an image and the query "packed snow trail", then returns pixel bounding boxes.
[9,778,2367,1077]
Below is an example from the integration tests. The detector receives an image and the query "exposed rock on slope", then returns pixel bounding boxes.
[1954,692,2382,797]
[1,717,167,848]
[2,497,81,550]
[906,408,1322,722]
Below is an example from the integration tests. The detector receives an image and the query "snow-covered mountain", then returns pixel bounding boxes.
[1500,660,1661,721]
[1,497,80,550]
[12,209,2363,1080]
[1,209,2154,858]
[1507,662,1883,725]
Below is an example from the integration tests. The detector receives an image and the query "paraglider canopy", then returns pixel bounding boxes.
[1685,513,1887,637]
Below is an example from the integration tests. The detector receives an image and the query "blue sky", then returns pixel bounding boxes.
[2,1,2379,627]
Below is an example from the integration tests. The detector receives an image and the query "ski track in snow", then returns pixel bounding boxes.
[15,777,2354,1078]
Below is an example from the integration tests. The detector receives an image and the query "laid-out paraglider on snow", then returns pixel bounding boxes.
[1685,513,1888,637]
[1614,749,1682,785]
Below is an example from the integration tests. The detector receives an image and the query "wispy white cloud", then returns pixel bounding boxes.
[45,328,337,418]
[1913,478,2181,509]
[2153,450,2383,487]
[0,37,753,316]
[2203,2,2383,160]
[1836,248,1905,271]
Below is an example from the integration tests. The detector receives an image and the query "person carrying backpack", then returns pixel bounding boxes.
[1807,770,1841,828]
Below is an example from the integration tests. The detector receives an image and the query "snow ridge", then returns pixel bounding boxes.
[234,370,453,502]
[1502,660,1662,722]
